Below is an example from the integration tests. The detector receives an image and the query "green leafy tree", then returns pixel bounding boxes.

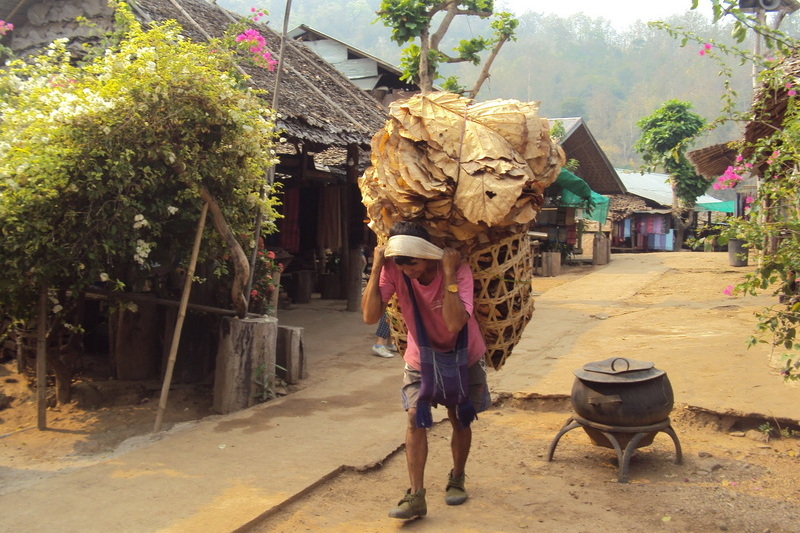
[376,0,517,96]
[0,3,280,402]
[634,99,710,248]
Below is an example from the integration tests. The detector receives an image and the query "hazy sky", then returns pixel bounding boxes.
[494,0,712,29]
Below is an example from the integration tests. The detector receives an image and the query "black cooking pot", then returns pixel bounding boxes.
[570,357,674,427]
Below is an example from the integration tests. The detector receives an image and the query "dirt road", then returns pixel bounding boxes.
[1,252,799,533]
[246,252,800,533]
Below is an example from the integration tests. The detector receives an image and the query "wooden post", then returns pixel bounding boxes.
[276,325,306,384]
[213,316,278,414]
[154,202,208,432]
[345,143,361,311]
[36,285,47,430]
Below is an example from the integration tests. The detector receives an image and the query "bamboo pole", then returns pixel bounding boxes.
[245,0,293,305]
[154,202,209,432]
[36,285,47,430]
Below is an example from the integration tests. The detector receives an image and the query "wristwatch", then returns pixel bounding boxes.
[446,284,459,293]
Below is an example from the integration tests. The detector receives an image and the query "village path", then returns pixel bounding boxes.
[1,252,799,533]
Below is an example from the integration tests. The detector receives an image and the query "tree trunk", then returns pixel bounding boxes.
[113,300,161,380]
[199,187,249,318]
[36,286,47,429]
[671,210,695,252]
[45,291,87,406]
[213,316,278,414]
[47,355,73,406]
[345,143,361,312]
[418,27,433,93]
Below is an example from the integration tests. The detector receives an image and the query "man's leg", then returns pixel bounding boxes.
[388,408,429,519]
[448,407,471,476]
[406,407,428,491]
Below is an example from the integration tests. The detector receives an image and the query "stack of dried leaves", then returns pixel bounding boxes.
[359,91,564,253]
[361,92,565,369]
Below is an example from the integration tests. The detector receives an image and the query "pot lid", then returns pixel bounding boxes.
[573,357,665,383]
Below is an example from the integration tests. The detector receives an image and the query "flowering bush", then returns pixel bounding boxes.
[235,29,278,71]
[0,19,12,59]
[655,0,800,380]
[248,240,283,316]
[0,1,281,320]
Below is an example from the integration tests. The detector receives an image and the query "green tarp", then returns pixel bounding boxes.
[553,169,610,223]
[694,201,735,213]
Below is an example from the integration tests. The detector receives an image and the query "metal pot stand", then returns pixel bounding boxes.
[547,413,683,483]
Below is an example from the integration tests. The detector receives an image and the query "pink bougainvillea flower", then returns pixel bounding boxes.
[699,49,706,56]
[235,28,277,71]
[713,166,743,190]
[789,90,797,96]
[704,43,713,50]
[723,285,734,296]
[745,196,754,205]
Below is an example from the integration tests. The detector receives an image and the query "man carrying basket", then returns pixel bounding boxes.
[362,220,490,520]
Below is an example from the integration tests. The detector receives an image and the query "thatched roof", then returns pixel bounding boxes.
[689,55,800,178]
[743,55,800,155]
[132,0,387,148]
[3,0,388,149]
[607,194,649,221]
[687,142,738,180]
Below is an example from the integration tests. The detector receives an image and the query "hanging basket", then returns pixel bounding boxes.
[385,231,535,371]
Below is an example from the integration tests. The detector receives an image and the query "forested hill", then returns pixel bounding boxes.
[219,0,800,169]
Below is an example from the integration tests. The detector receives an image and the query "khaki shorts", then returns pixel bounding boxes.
[401,359,491,413]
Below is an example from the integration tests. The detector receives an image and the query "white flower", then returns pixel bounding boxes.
[134,239,153,265]
[167,206,178,215]
[52,304,63,313]
[133,214,149,229]
[99,272,109,282]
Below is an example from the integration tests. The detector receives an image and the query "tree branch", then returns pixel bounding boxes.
[199,187,249,318]
[469,33,509,98]
[430,3,458,51]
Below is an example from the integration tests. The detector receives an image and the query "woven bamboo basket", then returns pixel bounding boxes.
[384,231,535,371]
[469,232,535,370]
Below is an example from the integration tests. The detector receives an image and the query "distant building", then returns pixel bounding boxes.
[288,24,420,106]
[610,170,732,252]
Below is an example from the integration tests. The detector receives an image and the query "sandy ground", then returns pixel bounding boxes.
[1,252,799,533]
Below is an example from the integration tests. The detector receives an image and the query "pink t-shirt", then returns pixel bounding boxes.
[379,261,487,370]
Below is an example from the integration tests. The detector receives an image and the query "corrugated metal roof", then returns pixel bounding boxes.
[616,169,721,207]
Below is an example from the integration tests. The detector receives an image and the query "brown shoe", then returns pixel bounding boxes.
[388,488,427,519]
[445,470,468,505]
